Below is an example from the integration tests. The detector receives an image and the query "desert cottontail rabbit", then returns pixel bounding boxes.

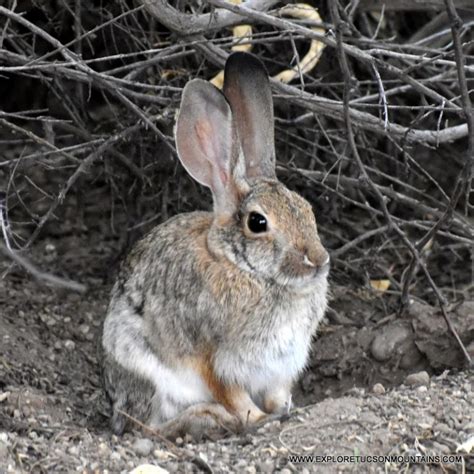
[101,52,330,439]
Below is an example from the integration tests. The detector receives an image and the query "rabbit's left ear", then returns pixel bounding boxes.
[175,79,244,214]
[223,52,276,180]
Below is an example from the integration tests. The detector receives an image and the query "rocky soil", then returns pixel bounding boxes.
[0,237,472,473]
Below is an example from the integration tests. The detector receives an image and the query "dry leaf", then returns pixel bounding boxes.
[370,279,391,292]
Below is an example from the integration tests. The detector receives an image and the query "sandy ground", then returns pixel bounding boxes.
[0,238,472,473]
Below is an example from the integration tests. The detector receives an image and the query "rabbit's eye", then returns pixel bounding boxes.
[247,212,267,233]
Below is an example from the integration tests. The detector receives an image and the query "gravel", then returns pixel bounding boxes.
[133,438,155,457]
[404,371,431,387]
[1,272,472,473]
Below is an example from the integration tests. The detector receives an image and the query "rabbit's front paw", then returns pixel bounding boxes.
[263,385,293,415]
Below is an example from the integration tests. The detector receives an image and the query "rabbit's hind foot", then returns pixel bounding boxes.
[103,355,155,435]
[154,403,242,441]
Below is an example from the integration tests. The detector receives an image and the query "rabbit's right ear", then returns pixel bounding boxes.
[175,79,242,213]
[223,52,276,180]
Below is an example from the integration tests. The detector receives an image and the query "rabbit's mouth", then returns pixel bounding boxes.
[274,252,330,290]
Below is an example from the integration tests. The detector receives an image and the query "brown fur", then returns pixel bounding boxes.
[195,230,263,309]
[190,353,265,424]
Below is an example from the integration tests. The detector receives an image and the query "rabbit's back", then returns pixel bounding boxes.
[106,212,217,356]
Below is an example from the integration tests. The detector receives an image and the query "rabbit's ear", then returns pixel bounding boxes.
[176,79,242,212]
[223,52,276,180]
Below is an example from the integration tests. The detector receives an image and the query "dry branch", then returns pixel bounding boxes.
[0,242,87,293]
[359,0,474,11]
[142,0,280,34]
[0,0,472,355]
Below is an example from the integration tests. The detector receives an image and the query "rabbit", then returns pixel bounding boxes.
[101,52,330,439]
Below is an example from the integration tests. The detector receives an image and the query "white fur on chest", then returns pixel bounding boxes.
[214,296,318,394]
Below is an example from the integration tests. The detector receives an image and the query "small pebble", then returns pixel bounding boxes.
[434,422,451,434]
[463,421,474,431]
[267,420,281,429]
[257,460,275,473]
[110,451,121,461]
[432,441,450,454]
[372,383,386,395]
[404,371,430,387]
[132,438,154,457]
[418,422,432,430]
[64,340,76,350]
[79,324,90,334]
[153,449,172,460]
[45,243,56,253]
[0,392,10,403]
[98,442,109,455]
[68,445,79,456]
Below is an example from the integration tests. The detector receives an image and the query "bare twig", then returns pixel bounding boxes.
[0,242,87,293]
[444,0,474,213]
[23,124,143,249]
[359,0,474,11]
[329,0,471,366]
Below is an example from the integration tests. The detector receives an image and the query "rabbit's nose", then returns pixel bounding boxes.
[303,247,330,270]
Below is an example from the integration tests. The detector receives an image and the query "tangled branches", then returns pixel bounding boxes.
[0,1,472,361]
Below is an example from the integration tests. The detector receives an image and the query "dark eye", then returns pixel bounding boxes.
[247,212,267,233]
